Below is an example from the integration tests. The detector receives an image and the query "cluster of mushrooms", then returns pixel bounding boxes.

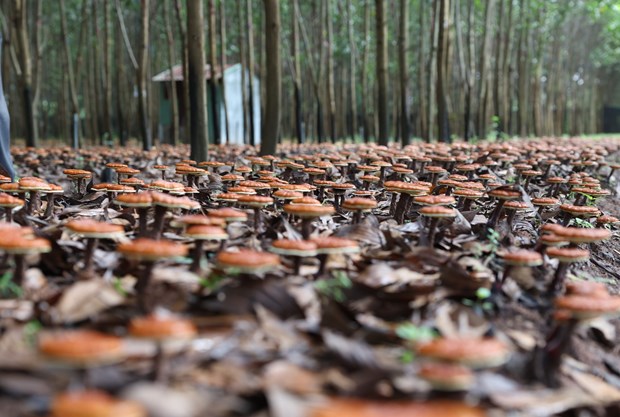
[1,137,620,416]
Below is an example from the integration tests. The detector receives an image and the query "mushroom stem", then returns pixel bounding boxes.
[190,240,204,273]
[4,207,13,223]
[137,207,149,237]
[293,257,302,275]
[26,191,39,216]
[152,341,166,382]
[487,199,507,228]
[394,193,411,224]
[493,265,513,295]
[301,218,312,240]
[352,211,362,224]
[136,261,155,313]
[13,254,26,288]
[317,253,328,276]
[426,217,440,247]
[561,212,573,227]
[151,205,168,239]
[506,211,516,232]
[548,262,570,295]
[83,238,98,276]
[253,208,262,234]
[388,193,398,216]
[534,318,579,387]
[462,198,473,211]
[44,194,56,219]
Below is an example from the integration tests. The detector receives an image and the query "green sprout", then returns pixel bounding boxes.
[0,271,22,297]
[395,323,437,343]
[315,270,352,302]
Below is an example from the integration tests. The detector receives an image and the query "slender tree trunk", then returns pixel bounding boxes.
[261,0,280,155]
[436,0,450,142]
[375,0,388,145]
[102,0,113,144]
[137,0,152,150]
[59,0,81,148]
[219,0,230,144]
[246,0,256,146]
[361,0,370,142]
[418,0,428,140]
[346,0,358,142]
[187,0,208,161]
[207,0,220,145]
[238,0,248,144]
[326,0,336,142]
[115,18,127,146]
[398,0,410,146]
[291,0,303,144]
[174,0,190,142]
[164,0,179,145]
[13,0,37,147]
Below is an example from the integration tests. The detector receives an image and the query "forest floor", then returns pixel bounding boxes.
[1,138,620,417]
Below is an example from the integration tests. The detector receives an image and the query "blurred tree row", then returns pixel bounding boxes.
[0,0,618,153]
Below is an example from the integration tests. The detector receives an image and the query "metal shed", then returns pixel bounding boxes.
[152,63,260,145]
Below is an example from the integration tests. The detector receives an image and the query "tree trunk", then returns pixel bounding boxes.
[291,0,303,144]
[361,0,370,142]
[246,0,256,146]
[102,0,113,144]
[207,0,220,145]
[13,0,37,147]
[164,0,179,145]
[115,17,127,146]
[375,0,388,145]
[436,0,450,142]
[187,0,208,161]
[326,0,336,142]
[398,0,410,145]
[260,0,280,155]
[418,0,428,139]
[174,0,190,142]
[138,0,152,150]
[59,0,81,148]
[346,0,357,142]
[219,0,230,144]
[238,0,248,144]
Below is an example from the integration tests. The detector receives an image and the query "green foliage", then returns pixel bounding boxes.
[0,272,22,298]
[315,270,352,302]
[23,320,42,345]
[199,273,225,291]
[395,323,437,343]
[570,217,594,228]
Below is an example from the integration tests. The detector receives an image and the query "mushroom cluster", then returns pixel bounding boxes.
[1,138,620,415]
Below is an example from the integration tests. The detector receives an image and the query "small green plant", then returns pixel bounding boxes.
[112,277,128,296]
[199,273,225,291]
[23,320,42,345]
[571,218,594,228]
[0,271,22,298]
[463,287,494,312]
[395,323,437,343]
[487,228,501,254]
[315,270,352,302]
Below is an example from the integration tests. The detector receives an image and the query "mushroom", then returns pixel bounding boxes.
[416,336,511,369]
[150,192,200,239]
[503,201,530,232]
[311,236,360,276]
[418,206,457,247]
[38,330,124,387]
[284,200,335,239]
[496,250,543,294]
[418,362,474,392]
[153,164,169,180]
[534,283,620,386]
[216,249,281,277]
[559,203,600,226]
[0,233,50,288]
[270,239,317,275]
[63,169,92,196]
[128,313,197,381]
[236,195,274,233]
[486,188,521,229]
[43,184,65,219]
[0,193,24,223]
[18,177,51,216]
[65,219,125,278]
[50,390,146,417]
[341,197,377,224]
[184,225,228,273]
[117,238,188,312]
[114,192,153,237]
[546,247,590,295]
